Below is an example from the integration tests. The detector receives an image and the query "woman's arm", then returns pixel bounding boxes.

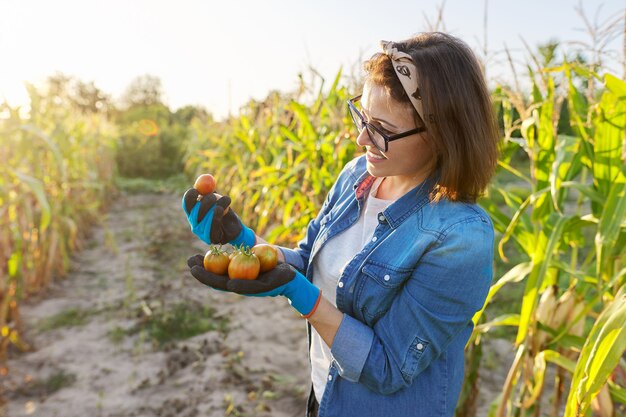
[306,296,343,346]
[255,232,343,344]
[254,235,343,340]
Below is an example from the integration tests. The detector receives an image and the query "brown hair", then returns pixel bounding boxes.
[363,32,500,203]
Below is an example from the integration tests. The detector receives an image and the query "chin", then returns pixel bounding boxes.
[365,165,387,178]
[365,164,377,175]
[366,150,398,172]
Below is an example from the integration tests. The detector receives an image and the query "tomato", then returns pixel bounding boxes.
[192,174,230,214]
[251,244,278,272]
[203,246,230,275]
[228,246,242,261]
[194,174,216,195]
[228,251,260,280]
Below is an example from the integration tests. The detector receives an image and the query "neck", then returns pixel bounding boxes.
[377,170,432,200]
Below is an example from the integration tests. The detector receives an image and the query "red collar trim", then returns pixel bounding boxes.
[355,176,376,199]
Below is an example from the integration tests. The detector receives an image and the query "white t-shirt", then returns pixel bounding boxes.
[310,177,395,404]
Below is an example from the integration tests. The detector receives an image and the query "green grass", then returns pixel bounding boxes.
[18,370,76,397]
[107,326,127,345]
[129,302,229,347]
[41,371,76,394]
[37,308,92,331]
[114,173,189,194]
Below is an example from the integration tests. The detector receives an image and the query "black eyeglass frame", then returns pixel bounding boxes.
[347,94,427,152]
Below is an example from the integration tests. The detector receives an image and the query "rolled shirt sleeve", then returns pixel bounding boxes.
[330,314,375,382]
[279,247,307,273]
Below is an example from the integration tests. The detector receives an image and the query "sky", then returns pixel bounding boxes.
[0,0,624,120]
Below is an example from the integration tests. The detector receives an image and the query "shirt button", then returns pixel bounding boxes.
[383,275,390,281]
[338,281,344,288]
[416,343,424,350]
[372,236,377,242]
[378,214,386,222]
[328,375,333,381]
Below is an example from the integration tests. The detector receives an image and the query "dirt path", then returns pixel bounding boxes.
[2,192,521,417]
[3,193,310,417]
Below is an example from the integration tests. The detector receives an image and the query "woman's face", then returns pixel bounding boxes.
[356,82,436,186]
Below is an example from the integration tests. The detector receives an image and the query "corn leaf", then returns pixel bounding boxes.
[516,214,572,346]
[473,262,532,325]
[11,169,51,233]
[565,286,626,416]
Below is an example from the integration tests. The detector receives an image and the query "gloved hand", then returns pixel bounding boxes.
[187,254,323,317]
[182,188,256,247]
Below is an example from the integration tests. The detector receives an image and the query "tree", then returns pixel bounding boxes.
[72,80,112,114]
[120,74,164,109]
[174,105,212,124]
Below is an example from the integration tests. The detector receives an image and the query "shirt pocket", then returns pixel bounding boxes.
[355,260,412,323]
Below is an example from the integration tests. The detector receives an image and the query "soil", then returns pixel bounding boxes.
[1,192,531,417]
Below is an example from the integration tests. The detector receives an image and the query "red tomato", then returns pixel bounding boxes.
[228,251,260,280]
[251,244,278,272]
[194,174,216,195]
[204,247,230,275]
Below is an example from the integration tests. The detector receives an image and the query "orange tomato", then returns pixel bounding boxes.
[203,246,230,275]
[251,244,278,272]
[194,174,216,195]
[193,175,230,214]
[228,251,260,280]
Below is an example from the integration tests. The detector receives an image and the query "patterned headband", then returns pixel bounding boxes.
[380,40,427,124]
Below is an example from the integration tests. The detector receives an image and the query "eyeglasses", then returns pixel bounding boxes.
[347,94,427,152]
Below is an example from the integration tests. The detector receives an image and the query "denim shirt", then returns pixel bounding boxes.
[280,155,494,417]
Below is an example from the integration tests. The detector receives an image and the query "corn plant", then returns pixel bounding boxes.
[184,69,360,246]
[471,62,626,417]
[0,86,117,364]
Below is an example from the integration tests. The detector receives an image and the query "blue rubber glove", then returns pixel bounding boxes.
[182,188,256,247]
[187,254,322,317]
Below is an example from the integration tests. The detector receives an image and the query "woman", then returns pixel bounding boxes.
[183,32,500,417]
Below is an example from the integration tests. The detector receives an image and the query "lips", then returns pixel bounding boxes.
[366,150,387,163]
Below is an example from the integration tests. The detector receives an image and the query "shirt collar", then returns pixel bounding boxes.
[353,170,440,229]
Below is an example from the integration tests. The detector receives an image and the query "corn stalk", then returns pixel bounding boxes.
[184,69,359,246]
[475,62,626,416]
[0,89,117,366]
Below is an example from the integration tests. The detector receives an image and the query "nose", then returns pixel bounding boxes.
[355,128,373,148]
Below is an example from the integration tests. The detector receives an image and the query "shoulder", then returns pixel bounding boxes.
[340,154,367,181]
[331,154,367,192]
[420,199,493,241]
[316,155,366,215]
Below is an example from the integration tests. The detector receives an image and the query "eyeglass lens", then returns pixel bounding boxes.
[349,103,386,151]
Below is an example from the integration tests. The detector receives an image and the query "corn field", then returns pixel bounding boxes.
[468,63,626,416]
[183,70,361,245]
[184,63,626,416]
[2,59,625,417]
[0,86,117,365]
